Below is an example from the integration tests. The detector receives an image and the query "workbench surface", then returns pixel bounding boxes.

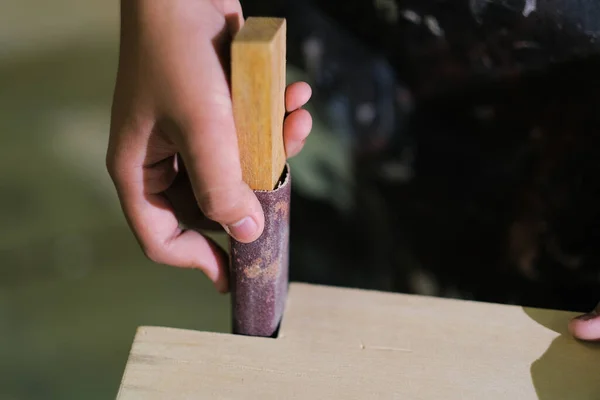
[117,283,600,399]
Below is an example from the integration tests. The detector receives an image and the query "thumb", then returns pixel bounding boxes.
[159,15,264,243]
[176,115,265,243]
[170,101,265,244]
[196,175,265,244]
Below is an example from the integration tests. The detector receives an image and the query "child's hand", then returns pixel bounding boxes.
[106,0,312,293]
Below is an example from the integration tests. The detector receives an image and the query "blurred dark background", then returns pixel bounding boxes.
[276,0,600,309]
[2,0,600,398]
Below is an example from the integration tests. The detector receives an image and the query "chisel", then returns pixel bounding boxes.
[229,17,290,337]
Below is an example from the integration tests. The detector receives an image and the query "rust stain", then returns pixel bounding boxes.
[262,260,280,280]
[243,256,281,280]
[274,200,289,218]
[244,258,263,279]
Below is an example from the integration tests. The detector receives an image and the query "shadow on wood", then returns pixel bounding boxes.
[523,307,600,400]
[117,283,600,399]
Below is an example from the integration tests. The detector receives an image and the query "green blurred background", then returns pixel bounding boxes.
[0,2,232,398]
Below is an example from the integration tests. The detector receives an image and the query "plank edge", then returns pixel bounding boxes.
[287,282,581,315]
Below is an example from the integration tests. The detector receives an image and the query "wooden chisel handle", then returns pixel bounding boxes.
[232,17,287,190]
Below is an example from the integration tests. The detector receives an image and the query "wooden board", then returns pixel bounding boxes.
[116,283,600,399]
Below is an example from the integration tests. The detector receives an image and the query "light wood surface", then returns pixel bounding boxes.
[232,17,287,190]
[117,283,600,399]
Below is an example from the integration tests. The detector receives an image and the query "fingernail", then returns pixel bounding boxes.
[226,216,258,241]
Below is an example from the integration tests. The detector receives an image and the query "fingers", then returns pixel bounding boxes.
[171,96,264,243]
[284,109,313,158]
[569,303,600,341]
[284,81,313,158]
[134,193,230,293]
[286,81,312,112]
[143,155,179,194]
[107,149,230,293]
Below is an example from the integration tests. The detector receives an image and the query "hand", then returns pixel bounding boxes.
[569,302,600,341]
[106,0,312,293]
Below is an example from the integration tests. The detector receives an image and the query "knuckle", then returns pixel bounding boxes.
[144,159,177,194]
[105,142,131,184]
[201,202,234,223]
[177,94,233,133]
[105,136,124,180]
[105,151,116,179]
[142,243,166,265]
[198,186,244,223]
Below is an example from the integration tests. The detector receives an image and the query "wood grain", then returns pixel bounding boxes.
[117,283,600,399]
[232,17,287,190]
